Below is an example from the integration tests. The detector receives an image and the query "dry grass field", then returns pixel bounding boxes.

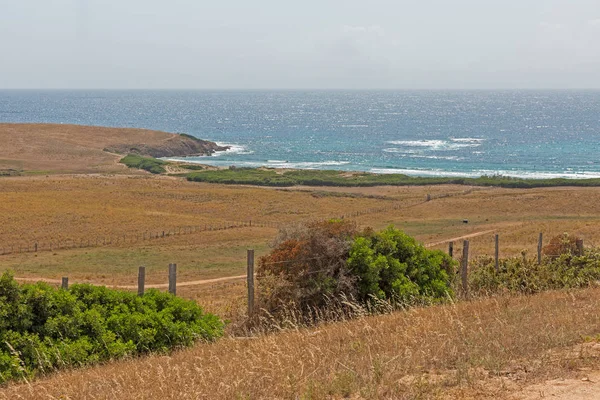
[3,174,600,316]
[2,124,600,398]
[2,287,600,399]
[0,123,196,174]
[2,173,600,327]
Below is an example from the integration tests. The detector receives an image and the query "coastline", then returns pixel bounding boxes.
[166,152,600,181]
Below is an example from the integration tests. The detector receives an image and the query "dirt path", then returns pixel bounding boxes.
[509,371,600,399]
[14,275,247,289]
[425,229,496,247]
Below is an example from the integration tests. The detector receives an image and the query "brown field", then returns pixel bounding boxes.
[2,174,600,319]
[0,123,189,174]
[2,287,600,399]
[2,124,600,398]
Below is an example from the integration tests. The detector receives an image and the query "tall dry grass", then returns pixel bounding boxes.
[2,287,600,399]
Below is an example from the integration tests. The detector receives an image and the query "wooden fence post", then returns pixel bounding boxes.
[247,249,255,316]
[138,266,146,296]
[494,234,499,272]
[537,232,543,265]
[448,241,454,258]
[168,263,177,296]
[576,239,584,256]
[461,240,469,297]
[61,277,69,290]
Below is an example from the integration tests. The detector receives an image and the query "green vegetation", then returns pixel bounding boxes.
[348,227,455,303]
[180,164,208,171]
[0,272,223,384]
[187,167,600,188]
[469,235,600,296]
[178,133,202,142]
[257,221,456,320]
[120,154,168,174]
[0,169,21,177]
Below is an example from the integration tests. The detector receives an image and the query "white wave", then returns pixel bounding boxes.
[370,168,600,179]
[411,155,464,161]
[450,137,485,143]
[382,148,421,154]
[385,139,481,151]
[382,149,463,160]
[386,140,446,147]
[266,160,351,169]
[213,143,254,156]
[370,168,484,177]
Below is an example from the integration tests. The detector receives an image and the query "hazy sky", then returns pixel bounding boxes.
[1,0,599,89]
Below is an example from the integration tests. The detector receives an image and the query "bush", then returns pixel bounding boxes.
[0,273,224,384]
[468,250,600,296]
[258,220,360,313]
[543,233,582,258]
[348,227,455,303]
[256,221,456,322]
[120,154,167,174]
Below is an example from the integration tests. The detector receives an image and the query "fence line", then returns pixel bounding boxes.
[17,231,590,313]
[0,198,426,257]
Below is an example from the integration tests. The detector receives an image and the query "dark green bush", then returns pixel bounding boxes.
[348,226,455,303]
[0,273,223,384]
[120,154,167,174]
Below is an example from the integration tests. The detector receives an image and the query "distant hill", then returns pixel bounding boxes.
[0,123,225,174]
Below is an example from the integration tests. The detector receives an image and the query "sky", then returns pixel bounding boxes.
[0,0,599,89]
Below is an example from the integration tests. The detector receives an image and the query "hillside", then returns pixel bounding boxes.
[1,288,599,399]
[0,123,225,174]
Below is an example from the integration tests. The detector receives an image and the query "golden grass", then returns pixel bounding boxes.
[3,174,600,321]
[2,287,600,399]
[0,123,188,174]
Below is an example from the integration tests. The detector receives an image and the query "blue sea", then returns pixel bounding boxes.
[1,90,600,179]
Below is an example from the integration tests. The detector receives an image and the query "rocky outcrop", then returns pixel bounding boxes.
[104,134,229,158]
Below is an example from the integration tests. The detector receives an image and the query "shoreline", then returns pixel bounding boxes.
[165,154,600,181]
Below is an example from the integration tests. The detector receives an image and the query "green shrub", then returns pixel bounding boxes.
[256,222,456,322]
[468,251,600,296]
[120,154,167,174]
[0,273,224,384]
[348,226,456,303]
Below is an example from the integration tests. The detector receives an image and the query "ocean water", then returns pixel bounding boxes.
[1,90,600,179]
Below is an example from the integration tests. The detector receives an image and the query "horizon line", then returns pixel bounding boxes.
[2,87,600,91]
